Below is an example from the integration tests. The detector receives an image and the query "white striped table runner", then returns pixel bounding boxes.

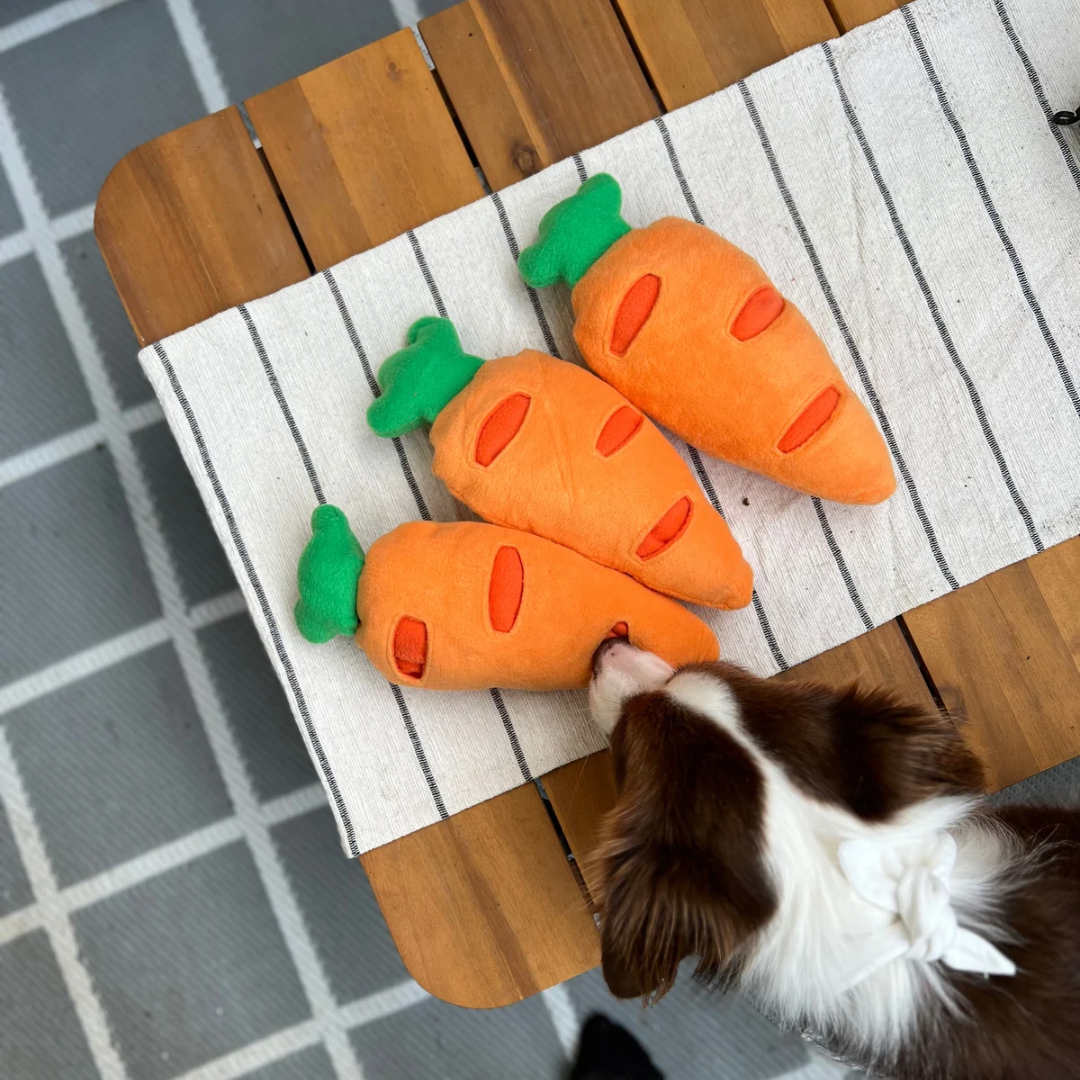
[141,0,1080,855]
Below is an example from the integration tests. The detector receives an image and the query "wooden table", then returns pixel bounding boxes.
[95,0,1080,1009]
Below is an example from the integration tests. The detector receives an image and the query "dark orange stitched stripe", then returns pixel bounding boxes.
[778,387,840,453]
[636,497,692,560]
[731,285,785,341]
[475,393,530,466]
[489,546,524,632]
[596,405,644,456]
[393,616,427,678]
[611,274,660,355]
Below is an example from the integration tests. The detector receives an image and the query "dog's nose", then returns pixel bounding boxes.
[591,634,627,676]
[589,639,675,737]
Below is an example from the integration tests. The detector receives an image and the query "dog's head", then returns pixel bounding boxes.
[588,640,985,1001]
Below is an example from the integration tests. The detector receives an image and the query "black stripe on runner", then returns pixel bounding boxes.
[652,119,790,671]
[572,153,589,183]
[406,231,533,784]
[153,341,361,855]
[807,54,1040,555]
[813,498,874,631]
[322,269,430,521]
[741,75,975,579]
[239,304,324,505]
[407,230,448,319]
[654,117,703,225]
[818,45,958,587]
[253,282,446,819]
[994,0,1080,195]
[390,685,447,818]
[489,190,562,359]
[660,104,871,637]
[904,8,1080,429]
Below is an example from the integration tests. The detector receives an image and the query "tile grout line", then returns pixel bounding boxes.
[162,0,230,113]
[0,728,130,1078]
[0,85,363,1080]
[388,0,424,31]
[0,779,331,944]
[540,984,581,1061]
[0,197,95,271]
[0,0,134,56]
[170,980,429,1080]
[0,398,164,491]
[0,783,328,948]
[0,580,243,720]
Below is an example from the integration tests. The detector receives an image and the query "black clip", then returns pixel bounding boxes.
[1052,108,1080,126]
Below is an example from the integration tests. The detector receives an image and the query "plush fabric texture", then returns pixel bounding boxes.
[367,316,484,437]
[530,186,897,504]
[518,173,631,289]
[354,520,719,691]
[427,347,753,609]
[294,504,365,643]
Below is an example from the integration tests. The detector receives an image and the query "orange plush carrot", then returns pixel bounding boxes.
[366,317,753,610]
[519,174,896,505]
[294,506,718,691]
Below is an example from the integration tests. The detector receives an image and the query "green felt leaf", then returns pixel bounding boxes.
[294,505,365,643]
[367,316,484,437]
[518,173,631,290]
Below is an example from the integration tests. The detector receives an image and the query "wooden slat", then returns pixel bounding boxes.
[243,26,600,1006]
[246,29,482,270]
[612,0,837,110]
[827,0,898,33]
[905,555,1080,791]
[95,108,309,345]
[364,784,597,1006]
[544,751,617,902]
[420,0,659,191]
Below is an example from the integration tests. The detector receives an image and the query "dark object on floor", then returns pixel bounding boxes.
[570,1014,664,1080]
[1052,104,1080,124]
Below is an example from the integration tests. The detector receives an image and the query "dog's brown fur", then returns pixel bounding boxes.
[594,661,1080,1080]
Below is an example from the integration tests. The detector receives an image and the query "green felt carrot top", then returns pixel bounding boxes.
[295,505,365,643]
[366,316,484,438]
[518,173,631,290]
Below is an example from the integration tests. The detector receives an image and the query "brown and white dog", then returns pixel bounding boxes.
[588,639,1080,1080]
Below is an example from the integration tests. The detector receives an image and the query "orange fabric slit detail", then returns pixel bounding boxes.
[636,497,693,560]
[778,387,841,454]
[489,546,524,632]
[605,621,630,639]
[596,406,644,457]
[731,286,785,341]
[393,616,427,678]
[475,393,531,466]
[611,274,660,355]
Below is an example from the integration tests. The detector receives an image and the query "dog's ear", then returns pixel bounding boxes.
[831,686,986,818]
[595,693,776,1001]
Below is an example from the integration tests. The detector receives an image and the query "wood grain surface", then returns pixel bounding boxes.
[613,0,837,110]
[826,0,899,33]
[420,0,659,190]
[246,29,482,271]
[95,108,309,345]
[363,784,598,1006]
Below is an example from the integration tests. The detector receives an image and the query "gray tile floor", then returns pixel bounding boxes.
[0,2,1077,1079]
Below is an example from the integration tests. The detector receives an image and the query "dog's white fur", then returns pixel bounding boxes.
[591,645,1023,1070]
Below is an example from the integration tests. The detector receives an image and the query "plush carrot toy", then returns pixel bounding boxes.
[294,505,718,691]
[366,317,753,610]
[518,174,896,505]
